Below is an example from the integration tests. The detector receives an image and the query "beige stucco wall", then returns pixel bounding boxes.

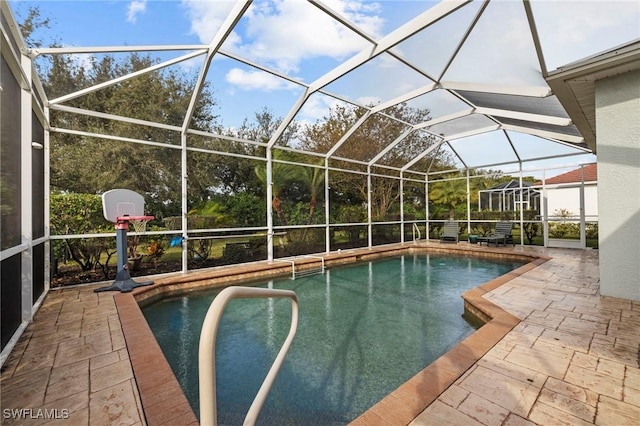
[596,69,640,301]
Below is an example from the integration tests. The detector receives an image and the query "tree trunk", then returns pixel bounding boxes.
[301,197,317,241]
[273,196,287,226]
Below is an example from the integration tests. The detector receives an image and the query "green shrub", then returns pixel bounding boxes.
[549,222,580,238]
[585,223,599,240]
[50,192,115,275]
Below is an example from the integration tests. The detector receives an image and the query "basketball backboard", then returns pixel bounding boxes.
[102,189,145,223]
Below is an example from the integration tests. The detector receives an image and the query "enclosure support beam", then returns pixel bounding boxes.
[266,148,274,261]
[579,165,586,249]
[518,165,525,246]
[466,170,471,235]
[400,172,405,243]
[367,166,373,248]
[44,107,51,294]
[181,133,188,272]
[425,175,431,240]
[20,52,34,323]
[325,159,331,253]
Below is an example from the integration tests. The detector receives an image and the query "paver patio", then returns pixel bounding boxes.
[1,245,638,425]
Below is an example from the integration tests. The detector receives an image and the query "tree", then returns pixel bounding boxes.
[220,192,266,227]
[185,200,232,263]
[254,150,304,227]
[187,108,300,201]
[45,53,219,219]
[298,162,325,241]
[303,164,324,225]
[300,103,446,220]
[429,176,468,220]
[16,6,51,49]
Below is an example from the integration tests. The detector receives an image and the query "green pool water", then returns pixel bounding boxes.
[142,253,524,424]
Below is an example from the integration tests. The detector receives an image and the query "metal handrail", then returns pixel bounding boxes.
[199,286,299,426]
[412,223,421,242]
[300,255,325,276]
[273,256,325,279]
[272,258,296,277]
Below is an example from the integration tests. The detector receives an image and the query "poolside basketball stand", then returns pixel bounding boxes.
[95,189,156,293]
[94,215,155,293]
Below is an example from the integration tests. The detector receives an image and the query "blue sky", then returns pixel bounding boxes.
[9,0,640,175]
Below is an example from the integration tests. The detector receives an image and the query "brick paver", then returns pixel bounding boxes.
[413,247,640,426]
[1,287,144,425]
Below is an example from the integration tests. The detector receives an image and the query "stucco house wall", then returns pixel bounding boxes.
[596,69,640,301]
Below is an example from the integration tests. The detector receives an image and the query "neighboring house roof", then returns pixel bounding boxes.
[487,180,534,190]
[538,163,597,185]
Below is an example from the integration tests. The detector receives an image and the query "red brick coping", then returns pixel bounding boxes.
[115,293,198,425]
[114,243,549,425]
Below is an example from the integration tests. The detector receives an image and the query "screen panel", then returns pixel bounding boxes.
[1,254,22,350]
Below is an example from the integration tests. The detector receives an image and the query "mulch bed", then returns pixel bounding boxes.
[51,260,197,287]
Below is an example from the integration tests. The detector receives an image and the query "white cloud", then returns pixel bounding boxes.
[225,68,295,91]
[181,0,237,44]
[238,0,383,73]
[531,1,640,70]
[357,95,382,107]
[299,94,344,122]
[182,0,385,74]
[126,0,147,24]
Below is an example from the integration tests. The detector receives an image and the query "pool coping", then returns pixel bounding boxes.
[114,242,549,425]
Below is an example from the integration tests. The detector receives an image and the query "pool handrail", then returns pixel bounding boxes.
[198,286,299,426]
[272,256,325,279]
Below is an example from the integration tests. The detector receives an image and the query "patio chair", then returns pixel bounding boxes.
[440,221,459,243]
[478,221,514,247]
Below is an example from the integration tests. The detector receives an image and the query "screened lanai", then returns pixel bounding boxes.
[2,0,639,363]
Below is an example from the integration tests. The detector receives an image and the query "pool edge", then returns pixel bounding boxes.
[115,243,549,425]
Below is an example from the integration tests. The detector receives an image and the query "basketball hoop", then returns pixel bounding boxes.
[115,215,154,231]
[130,217,151,234]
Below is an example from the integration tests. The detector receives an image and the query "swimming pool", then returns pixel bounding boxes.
[143,253,525,424]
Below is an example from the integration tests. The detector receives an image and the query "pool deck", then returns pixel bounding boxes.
[1,244,639,425]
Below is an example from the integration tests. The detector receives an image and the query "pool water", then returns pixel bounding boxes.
[143,253,524,424]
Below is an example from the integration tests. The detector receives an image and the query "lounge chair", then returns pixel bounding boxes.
[440,221,459,243]
[478,221,514,246]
